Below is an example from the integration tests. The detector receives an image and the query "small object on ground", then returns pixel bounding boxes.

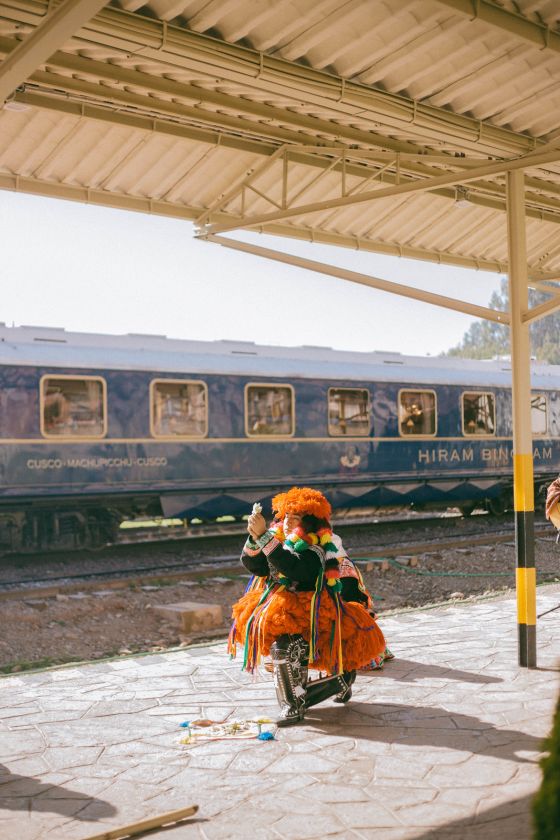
[180,713,233,728]
[82,804,199,840]
[450,591,465,599]
[180,716,276,744]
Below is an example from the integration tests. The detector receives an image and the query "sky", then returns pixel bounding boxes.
[0,190,504,357]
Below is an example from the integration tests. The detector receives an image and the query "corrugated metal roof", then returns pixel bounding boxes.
[0,0,559,277]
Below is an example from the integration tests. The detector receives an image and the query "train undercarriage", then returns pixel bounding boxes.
[0,496,163,553]
[0,475,552,554]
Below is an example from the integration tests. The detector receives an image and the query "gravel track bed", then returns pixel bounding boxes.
[1,515,558,674]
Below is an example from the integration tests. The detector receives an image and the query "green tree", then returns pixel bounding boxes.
[445,278,560,363]
[533,693,560,839]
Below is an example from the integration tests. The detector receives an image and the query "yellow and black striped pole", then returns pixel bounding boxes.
[507,170,536,668]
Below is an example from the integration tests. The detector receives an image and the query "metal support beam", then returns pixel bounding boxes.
[0,0,108,105]
[523,295,560,325]
[435,0,560,54]
[0,171,200,220]
[202,234,510,325]
[507,170,536,669]
[11,89,277,157]
[529,271,560,282]
[274,147,493,167]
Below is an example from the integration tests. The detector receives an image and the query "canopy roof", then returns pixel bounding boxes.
[1,0,559,279]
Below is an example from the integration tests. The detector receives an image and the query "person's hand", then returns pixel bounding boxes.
[247,512,267,540]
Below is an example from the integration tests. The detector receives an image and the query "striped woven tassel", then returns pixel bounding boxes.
[333,593,344,675]
[242,581,285,673]
[227,575,266,659]
[227,622,237,658]
[308,568,324,664]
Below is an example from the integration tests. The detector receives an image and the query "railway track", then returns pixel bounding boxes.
[115,510,467,545]
[0,509,472,557]
[0,521,554,601]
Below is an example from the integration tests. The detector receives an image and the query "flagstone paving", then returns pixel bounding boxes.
[1,586,559,840]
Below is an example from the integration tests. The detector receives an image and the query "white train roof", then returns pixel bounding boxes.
[1,324,559,389]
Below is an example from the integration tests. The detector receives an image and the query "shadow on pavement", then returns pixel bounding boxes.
[373,658,504,684]
[305,703,544,764]
[414,793,534,839]
[0,764,117,820]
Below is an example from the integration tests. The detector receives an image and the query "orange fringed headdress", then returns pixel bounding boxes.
[272,487,332,521]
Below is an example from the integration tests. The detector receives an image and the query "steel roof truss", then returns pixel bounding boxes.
[201,146,560,236]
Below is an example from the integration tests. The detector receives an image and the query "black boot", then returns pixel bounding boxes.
[305,671,355,709]
[270,635,309,727]
[334,670,356,703]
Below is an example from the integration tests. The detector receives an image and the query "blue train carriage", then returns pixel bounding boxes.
[0,324,559,551]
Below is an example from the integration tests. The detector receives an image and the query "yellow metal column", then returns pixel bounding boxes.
[506,169,536,668]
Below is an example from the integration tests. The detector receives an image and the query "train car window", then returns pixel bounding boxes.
[245,384,294,437]
[328,388,370,436]
[531,393,548,436]
[462,392,496,436]
[398,390,437,436]
[151,380,207,438]
[41,376,106,438]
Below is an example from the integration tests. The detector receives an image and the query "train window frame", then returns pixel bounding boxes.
[397,388,438,438]
[531,392,548,438]
[40,374,107,440]
[150,378,208,440]
[461,391,496,437]
[244,382,295,439]
[328,387,371,437]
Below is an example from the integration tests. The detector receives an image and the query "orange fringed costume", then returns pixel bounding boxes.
[231,584,386,673]
[229,487,387,675]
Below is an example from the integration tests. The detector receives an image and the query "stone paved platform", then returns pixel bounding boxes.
[1,587,559,840]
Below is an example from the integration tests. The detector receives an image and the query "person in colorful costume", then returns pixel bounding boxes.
[228,487,389,726]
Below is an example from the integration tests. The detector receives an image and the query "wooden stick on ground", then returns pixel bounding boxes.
[84,805,199,840]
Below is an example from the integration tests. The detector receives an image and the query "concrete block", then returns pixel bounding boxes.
[152,601,223,632]
[395,555,419,567]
